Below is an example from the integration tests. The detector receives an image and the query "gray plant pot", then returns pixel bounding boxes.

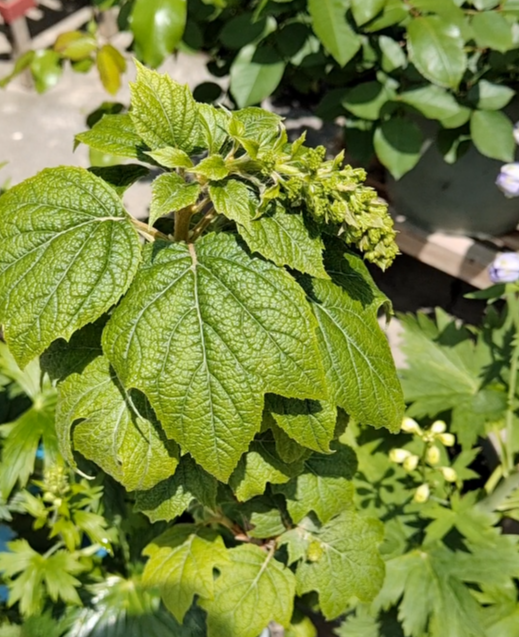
[386,132,519,238]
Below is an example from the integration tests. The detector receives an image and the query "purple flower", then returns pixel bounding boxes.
[496,163,519,198]
[489,252,519,283]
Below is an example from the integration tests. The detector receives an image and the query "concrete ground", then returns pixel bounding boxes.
[0,48,488,368]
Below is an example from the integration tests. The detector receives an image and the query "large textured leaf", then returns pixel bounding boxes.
[267,395,337,454]
[407,16,467,89]
[199,543,296,637]
[238,205,328,278]
[303,248,404,432]
[143,525,229,623]
[103,233,325,480]
[282,513,385,620]
[75,114,145,159]
[0,167,141,366]
[149,173,201,227]
[130,0,187,68]
[229,437,304,502]
[308,0,361,66]
[88,164,150,196]
[130,63,200,153]
[208,179,257,230]
[56,355,179,492]
[135,455,217,522]
[274,444,357,523]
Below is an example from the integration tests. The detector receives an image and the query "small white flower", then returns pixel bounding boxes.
[438,433,456,447]
[426,445,441,465]
[414,484,430,503]
[430,420,447,434]
[496,163,519,198]
[489,252,519,284]
[440,466,457,482]
[390,448,411,463]
[403,454,420,471]
[401,417,422,435]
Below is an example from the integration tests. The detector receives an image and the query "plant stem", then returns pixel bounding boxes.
[479,470,519,513]
[174,208,193,242]
[504,291,519,476]
[130,218,170,242]
[190,207,217,241]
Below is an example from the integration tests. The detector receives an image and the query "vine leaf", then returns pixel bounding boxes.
[229,437,304,502]
[304,247,404,432]
[267,394,337,454]
[130,62,201,153]
[209,179,257,230]
[199,543,296,637]
[274,444,357,524]
[238,205,328,279]
[56,355,179,492]
[103,233,325,481]
[142,525,229,623]
[135,455,218,523]
[0,167,141,367]
[279,513,385,620]
[75,114,145,159]
[149,173,201,227]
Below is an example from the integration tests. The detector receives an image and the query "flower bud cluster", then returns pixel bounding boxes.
[42,464,69,504]
[390,417,458,503]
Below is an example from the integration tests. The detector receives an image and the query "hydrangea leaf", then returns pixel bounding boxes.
[135,455,217,522]
[199,103,231,153]
[191,155,229,180]
[230,107,283,149]
[270,420,313,464]
[267,394,337,454]
[0,167,141,367]
[142,525,229,623]
[303,247,404,432]
[88,164,150,196]
[56,355,179,492]
[130,62,201,153]
[229,437,304,502]
[145,147,194,169]
[282,513,385,620]
[208,179,257,230]
[75,114,146,159]
[199,543,296,637]
[103,233,325,481]
[238,205,328,279]
[149,173,201,227]
[274,444,357,524]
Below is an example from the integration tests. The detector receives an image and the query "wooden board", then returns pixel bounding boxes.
[393,215,519,289]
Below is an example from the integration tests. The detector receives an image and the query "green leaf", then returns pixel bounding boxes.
[374,117,423,179]
[407,16,467,89]
[199,543,296,637]
[471,109,515,161]
[472,11,513,52]
[308,0,361,66]
[0,396,58,499]
[143,525,229,622]
[149,173,200,227]
[231,107,283,149]
[229,437,304,501]
[191,154,229,180]
[271,422,312,464]
[379,35,407,72]
[198,104,231,154]
[230,44,285,107]
[30,50,63,94]
[441,104,472,129]
[208,179,257,229]
[54,31,97,61]
[103,233,325,481]
[145,147,194,169]
[56,355,179,491]
[130,62,200,153]
[467,80,515,111]
[342,81,395,121]
[303,249,404,431]
[281,512,385,620]
[267,395,337,454]
[351,0,386,26]
[364,0,409,31]
[399,85,461,120]
[0,167,141,366]
[135,455,217,522]
[75,114,146,159]
[220,12,268,49]
[96,44,126,95]
[274,444,357,523]
[0,540,85,616]
[130,0,187,67]
[88,164,150,196]
[238,205,328,278]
